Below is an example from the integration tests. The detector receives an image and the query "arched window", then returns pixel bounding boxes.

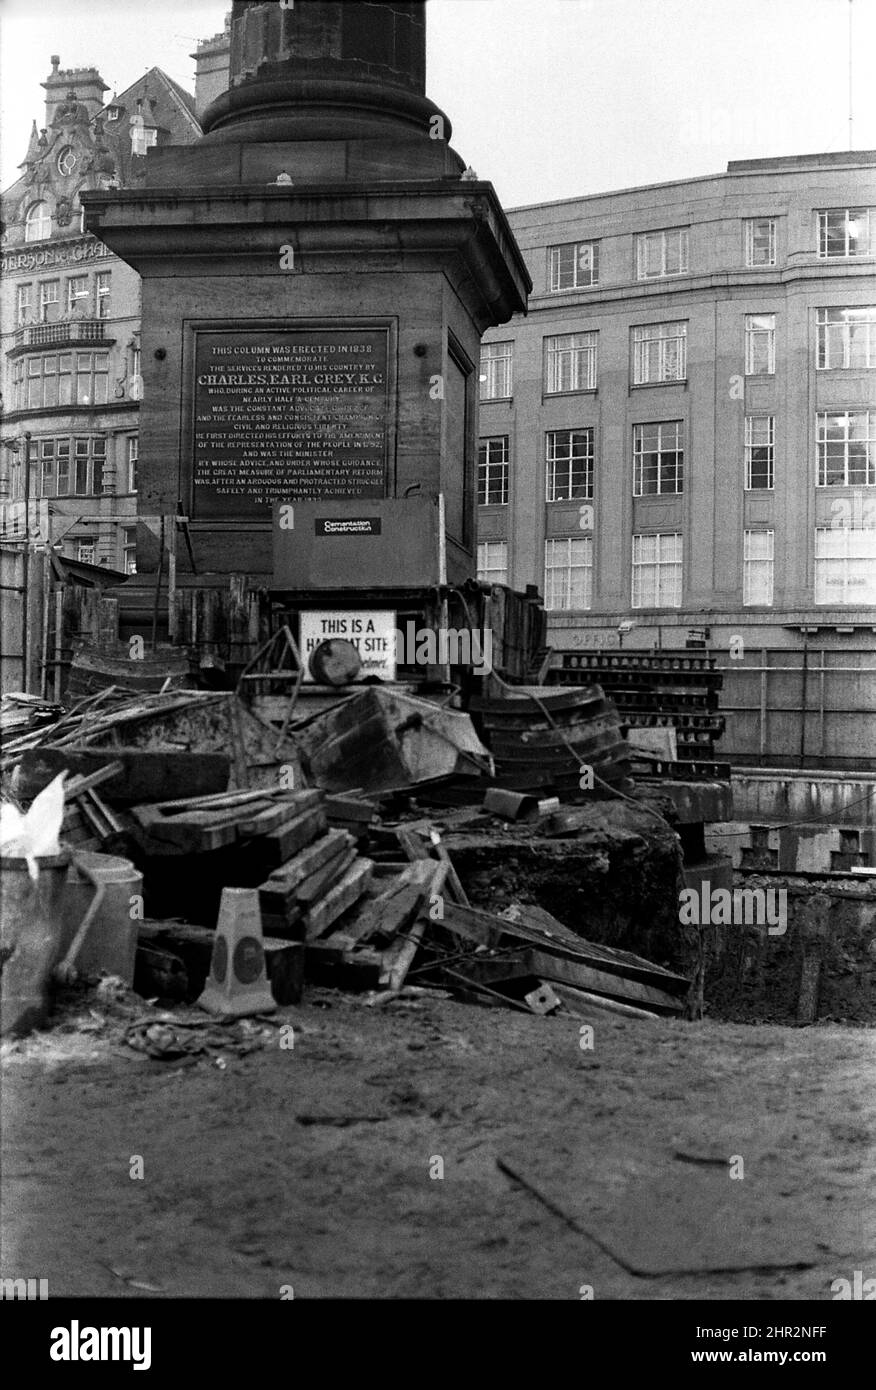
[25,201,51,243]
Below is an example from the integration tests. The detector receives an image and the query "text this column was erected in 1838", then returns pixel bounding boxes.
[191,327,390,518]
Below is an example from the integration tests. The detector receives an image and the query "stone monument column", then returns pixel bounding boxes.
[83,0,530,587]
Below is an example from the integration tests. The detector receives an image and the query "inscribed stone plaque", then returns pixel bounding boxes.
[192,327,389,518]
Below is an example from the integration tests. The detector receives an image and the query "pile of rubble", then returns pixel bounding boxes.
[1,683,692,1042]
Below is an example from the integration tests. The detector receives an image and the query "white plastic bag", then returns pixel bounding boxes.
[0,771,66,880]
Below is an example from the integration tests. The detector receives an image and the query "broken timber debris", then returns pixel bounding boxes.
[3,669,689,1033]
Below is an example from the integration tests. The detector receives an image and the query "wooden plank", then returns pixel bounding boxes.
[254,806,327,872]
[378,862,448,991]
[378,916,428,992]
[237,797,316,839]
[372,860,438,942]
[395,823,469,905]
[429,837,469,906]
[498,901,687,986]
[133,803,273,854]
[522,949,683,1013]
[396,827,430,862]
[145,787,317,816]
[331,871,415,947]
[449,948,680,1013]
[303,859,374,940]
[260,830,355,908]
[295,844,357,906]
[63,760,126,799]
[442,902,689,995]
[548,982,660,1021]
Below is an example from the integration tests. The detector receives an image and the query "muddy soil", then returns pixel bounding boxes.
[2,991,874,1300]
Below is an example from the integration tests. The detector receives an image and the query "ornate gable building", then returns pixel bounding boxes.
[0,58,201,570]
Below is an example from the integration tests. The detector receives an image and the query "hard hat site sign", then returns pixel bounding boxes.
[300,610,397,683]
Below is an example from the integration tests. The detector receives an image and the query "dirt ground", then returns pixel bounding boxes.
[2,988,874,1301]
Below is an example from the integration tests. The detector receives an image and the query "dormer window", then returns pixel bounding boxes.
[106,105,120,121]
[129,113,157,157]
[25,201,51,243]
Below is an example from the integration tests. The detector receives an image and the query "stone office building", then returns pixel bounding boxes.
[476,151,876,653]
[0,58,202,570]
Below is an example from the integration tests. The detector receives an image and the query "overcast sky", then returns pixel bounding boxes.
[2,0,874,207]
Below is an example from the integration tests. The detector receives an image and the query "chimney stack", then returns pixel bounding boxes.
[42,56,108,127]
[191,13,232,119]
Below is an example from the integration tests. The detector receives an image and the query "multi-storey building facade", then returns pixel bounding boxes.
[477,152,876,653]
[0,57,201,570]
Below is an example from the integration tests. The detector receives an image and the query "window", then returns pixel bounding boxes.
[544,537,593,610]
[743,530,774,605]
[71,437,107,496]
[25,439,41,496]
[636,227,689,280]
[132,345,141,377]
[16,284,32,326]
[548,241,599,291]
[745,415,775,490]
[123,527,137,575]
[817,208,874,259]
[633,421,684,495]
[816,307,876,370]
[816,411,876,487]
[546,428,594,502]
[96,272,111,319]
[544,332,597,393]
[477,436,509,505]
[25,201,51,243]
[39,280,60,324]
[745,313,775,375]
[815,526,876,604]
[477,541,508,586]
[131,124,157,158]
[24,438,64,499]
[75,351,110,405]
[745,218,776,266]
[632,322,687,384]
[127,436,139,493]
[77,538,96,564]
[632,532,683,608]
[57,439,71,495]
[24,354,73,410]
[67,275,89,314]
[479,342,513,400]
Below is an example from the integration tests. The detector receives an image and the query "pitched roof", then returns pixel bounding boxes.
[111,66,201,138]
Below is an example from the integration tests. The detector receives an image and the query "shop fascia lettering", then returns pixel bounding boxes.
[1,237,111,275]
